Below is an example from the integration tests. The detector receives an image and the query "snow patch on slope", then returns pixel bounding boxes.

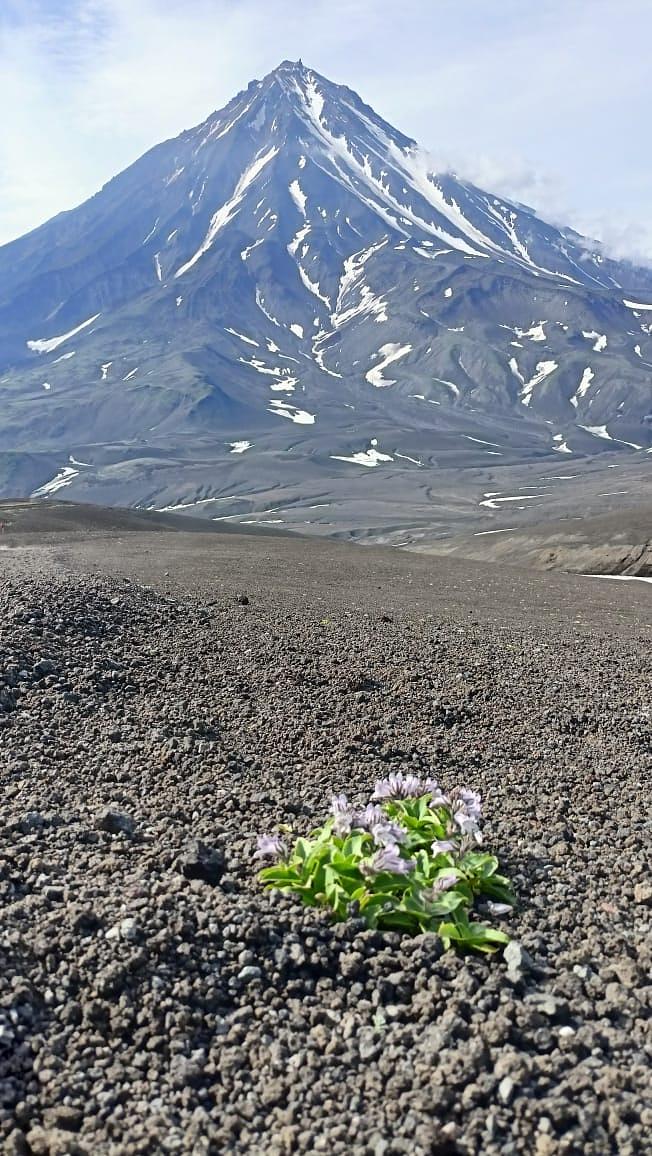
[175,146,278,277]
[289,180,307,216]
[269,400,315,424]
[27,313,101,354]
[570,367,594,408]
[32,467,79,497]
[332,438,393,467]
[365,343,411,387]
[582,330,607,352]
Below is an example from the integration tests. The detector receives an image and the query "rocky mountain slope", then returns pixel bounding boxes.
[1,60,651,537]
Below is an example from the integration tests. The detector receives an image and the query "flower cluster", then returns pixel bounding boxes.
[255,769,514,953]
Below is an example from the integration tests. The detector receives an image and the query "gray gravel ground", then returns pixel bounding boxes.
[1,531,651,1155]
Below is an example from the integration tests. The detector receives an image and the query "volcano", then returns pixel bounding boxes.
[1,60,651,540]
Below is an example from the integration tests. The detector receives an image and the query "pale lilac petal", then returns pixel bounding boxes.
[430,872,458,894]
[371,820,407,847]
[372,771,431,800]
[331,793,356,836]
[361,843,415,877]
[355,803,385,831]
[255,834,288,862]
[431,839,456,855]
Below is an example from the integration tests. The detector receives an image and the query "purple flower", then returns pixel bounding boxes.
[371,820,407,847]
[452,788,482,821]
[431,839,457,855]
[331,793,356,836]
[454,810,480,836]
[430,872,458,894]
[255,834,288,862]
[372,771,429,800]
[355,803,385,831]
[428,789,451,808]
[353,803,407,846]
[423,777,450,807]
[361,844,415,877]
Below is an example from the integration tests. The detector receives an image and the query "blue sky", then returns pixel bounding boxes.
[1,0,651,260]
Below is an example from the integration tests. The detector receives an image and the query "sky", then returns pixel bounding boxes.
[1,0,651,260]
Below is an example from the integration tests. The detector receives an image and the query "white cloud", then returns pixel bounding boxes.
[1,0,652,260]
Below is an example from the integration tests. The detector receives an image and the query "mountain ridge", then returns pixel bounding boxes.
[1,59,651,541]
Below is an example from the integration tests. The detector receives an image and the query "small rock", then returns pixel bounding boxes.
[95,807,135,836]
[498,1076,515,1105]
[340,950,364,979]
[179,839,225,885]
[238,966,262,981]
[504,939,535,982]
[106,917,141,942]
[236,593,249,605]
[633,881,652,905]
[524,991,561,1017]
[42,1106,83,1132]
[5,1131,29,1156]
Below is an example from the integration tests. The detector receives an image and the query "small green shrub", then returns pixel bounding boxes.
[256,772,515,953]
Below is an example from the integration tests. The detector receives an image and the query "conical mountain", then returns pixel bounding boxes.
[1,61,651,537]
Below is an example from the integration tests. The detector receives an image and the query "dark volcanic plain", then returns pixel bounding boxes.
[1,511,651,1156]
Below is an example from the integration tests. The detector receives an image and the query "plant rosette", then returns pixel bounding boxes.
[256,772,515,953]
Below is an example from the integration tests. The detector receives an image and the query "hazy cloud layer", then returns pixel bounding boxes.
[1,0,651,260]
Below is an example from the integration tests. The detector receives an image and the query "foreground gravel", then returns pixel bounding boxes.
[1,533,651,1156]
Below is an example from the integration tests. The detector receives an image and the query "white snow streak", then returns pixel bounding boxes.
[514,322,546,342]
[331,438,393,468]
[27,313,101,354]
[175,146,278,277]
[578,425,641,449]
[582,330,607,352]
[164,166,185,186]
[241,239,264,261]
[464,435,502,448]
[255,289,281,328]
[480,494,546,509]
[289,180,307,217]
[570,367,594,408]
[268,400,315,424]
[226,327,259,347]
[142,219,159,244]
[365,342,411,387]
[298,265,331,309]
[32,467,79,497]
[518,360,558,406]
[287,222,311,257]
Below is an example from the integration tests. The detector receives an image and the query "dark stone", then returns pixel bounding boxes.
[179,839,226,885]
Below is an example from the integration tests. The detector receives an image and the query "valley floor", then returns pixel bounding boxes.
[1,530,651,1155]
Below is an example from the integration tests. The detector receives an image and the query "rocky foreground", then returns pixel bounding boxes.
[1,531,651,1156]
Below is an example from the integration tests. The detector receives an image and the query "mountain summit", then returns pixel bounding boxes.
[1,61,651,538]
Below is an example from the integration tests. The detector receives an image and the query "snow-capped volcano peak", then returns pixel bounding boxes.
[164,59,627,291]
[2,60,652,520]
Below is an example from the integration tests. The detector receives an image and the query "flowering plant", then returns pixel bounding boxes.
[256,772,515,952]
